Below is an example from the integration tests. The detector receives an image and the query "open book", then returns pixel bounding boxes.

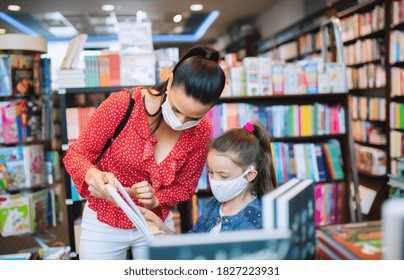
[105,179,154,241]
[60,33,88,69]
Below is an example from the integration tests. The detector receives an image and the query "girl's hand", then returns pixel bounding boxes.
[84,168,117,205]
[126,181,159,209]
[138,206,173,235]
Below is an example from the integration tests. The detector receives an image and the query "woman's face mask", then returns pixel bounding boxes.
[161,99,202,131]
[209,166,254,202]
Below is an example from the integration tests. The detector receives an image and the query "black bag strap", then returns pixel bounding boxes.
[95,90,135,163]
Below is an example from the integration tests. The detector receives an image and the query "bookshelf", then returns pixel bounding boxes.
[0,34,64,256]
[335,0,404,217]
[255,0,404,220]
[58,86,134,256]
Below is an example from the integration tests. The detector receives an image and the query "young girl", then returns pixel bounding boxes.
[141,120,278,235]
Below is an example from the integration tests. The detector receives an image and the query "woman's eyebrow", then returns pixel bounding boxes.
[171,100,203,120]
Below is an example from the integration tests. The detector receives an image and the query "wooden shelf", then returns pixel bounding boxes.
[354,140,386,149]
[0,140,48,147]
[0,94,44,101]
[391,21,404,30]
[219,93,347,105]
[342,29,385,46]
[335,0,384,19]
[272,134,345,142]
[358,169,386,178]
[391,61,404,68]
[346,59,382,67]
[58,85,140,95]
[352,118,386,124]
[348,87,386,97]
[392,96,404,103]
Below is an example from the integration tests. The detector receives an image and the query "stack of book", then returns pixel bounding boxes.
[262,178,316,259]
[316,220,383,260]
[388,157,404,198]
[56,68,85,89]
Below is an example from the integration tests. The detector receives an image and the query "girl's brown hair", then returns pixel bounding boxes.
[209,120,278,197]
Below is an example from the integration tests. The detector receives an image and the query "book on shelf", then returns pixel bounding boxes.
[270,140,344,184]
[387,174,404,190]
[398,158,404,177]
[262,178,316,260]
[60,33,88,70]
[0,193,31,236]
[355,144,386,176]
[56,68,86,89]
[390,30,404,64]
[315,182,344,226]
[0,55,12,96]
[349,183,377,215]
[208,103,346,140]
[28,189,49,233]
[392,0,404,26]
[0,144,45,190]
[316,220,383,260]
[390,102,404,129]
[391,67,404,96]
[390,131,404,158]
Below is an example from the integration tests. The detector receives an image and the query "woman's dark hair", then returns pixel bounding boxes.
[209,120,278,197]
[146,45,225,132]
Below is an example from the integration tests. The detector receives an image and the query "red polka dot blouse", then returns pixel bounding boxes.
[63,87,211,229]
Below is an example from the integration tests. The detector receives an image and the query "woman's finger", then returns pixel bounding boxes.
[136,192,153,199]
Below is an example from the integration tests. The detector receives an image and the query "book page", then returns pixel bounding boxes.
[105,179,154,241]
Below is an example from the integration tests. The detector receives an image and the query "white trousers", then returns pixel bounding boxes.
[79,202,174,260]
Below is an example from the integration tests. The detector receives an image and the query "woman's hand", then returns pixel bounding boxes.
[126,181,159,209]
[84,167,117,205]
[138,206,174,235]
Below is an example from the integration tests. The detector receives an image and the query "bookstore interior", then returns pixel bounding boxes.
[0,0,404,261]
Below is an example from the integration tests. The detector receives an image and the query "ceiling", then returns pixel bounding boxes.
[0,0,276,45]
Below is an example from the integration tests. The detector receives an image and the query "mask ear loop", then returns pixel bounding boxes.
[242,166,255,182]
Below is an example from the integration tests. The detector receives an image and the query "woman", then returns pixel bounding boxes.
[63,45,225,259]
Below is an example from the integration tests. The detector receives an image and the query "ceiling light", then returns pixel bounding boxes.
[173,14,182,23]
[0,29,6,34]
[190,4,203,11]
[8,5,21,11]
[173,26,184,34]
[102,4,115,12]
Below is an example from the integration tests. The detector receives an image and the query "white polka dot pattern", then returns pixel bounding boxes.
[63,87,212,229]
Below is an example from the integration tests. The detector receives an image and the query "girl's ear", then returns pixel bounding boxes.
[245,169,258,182]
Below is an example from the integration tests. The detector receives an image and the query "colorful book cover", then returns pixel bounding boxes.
[0,146,25,189]
[1,101,19,143]
[10,54,34,95]
[317,220,382,260]
[303,61,318,94]
[272,62,285,95]
[276,179,315,259]
[258,57,272,95]
[28,189,49,233]
[315,145,328,181]
[24,144,45,188]
[0,194,31,236]
[0,54,12,96]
